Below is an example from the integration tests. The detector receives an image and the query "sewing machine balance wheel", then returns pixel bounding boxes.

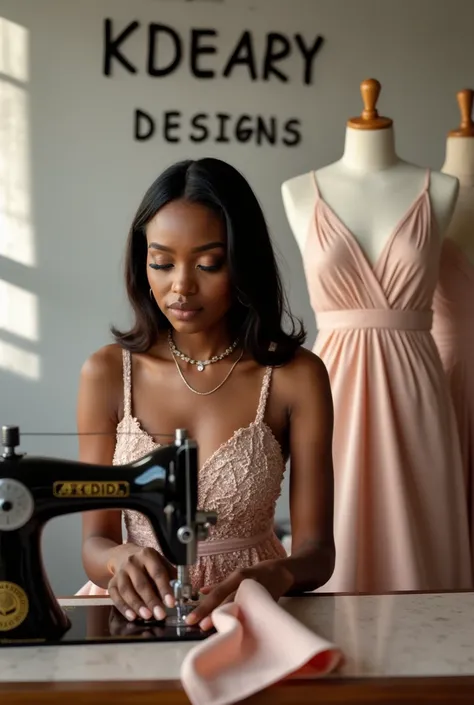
[0,426,34,531]
[0,478,34,531]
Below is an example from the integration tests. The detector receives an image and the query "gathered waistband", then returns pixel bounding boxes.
[316,309,433,331]
[197,528,273,557]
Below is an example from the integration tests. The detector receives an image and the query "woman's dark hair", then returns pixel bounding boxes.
[111,157,306,366]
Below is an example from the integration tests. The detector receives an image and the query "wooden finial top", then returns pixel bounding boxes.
[347,78,393,130]
[448,89,474,137]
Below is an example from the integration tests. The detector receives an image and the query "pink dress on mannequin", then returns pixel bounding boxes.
[304,169,472,593]
[77,349,287,596]
[432,238,474,572]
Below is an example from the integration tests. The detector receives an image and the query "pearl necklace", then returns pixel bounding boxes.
[167,330,239,372]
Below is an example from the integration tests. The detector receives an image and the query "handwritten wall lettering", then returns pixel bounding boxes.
[103,20,324,85]
[102,18,326,146]
[134,109,302,147]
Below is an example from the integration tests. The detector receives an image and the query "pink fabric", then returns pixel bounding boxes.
[304,169,472,593]
[180,579,343,705]
[432,238,474,572]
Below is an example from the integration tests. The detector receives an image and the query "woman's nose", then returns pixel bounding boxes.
[171,267,198,296]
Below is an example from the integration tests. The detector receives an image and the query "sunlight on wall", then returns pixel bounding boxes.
[0,17,28,82]
[0,338,39,379]
[0,18,35,266]
[0,279,38,340]
[0,17,39,380]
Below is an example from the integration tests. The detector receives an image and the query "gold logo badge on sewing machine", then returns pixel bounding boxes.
[52,481,130,497]
[0,581,29,631]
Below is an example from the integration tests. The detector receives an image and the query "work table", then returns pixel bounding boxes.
[2,591,474,704]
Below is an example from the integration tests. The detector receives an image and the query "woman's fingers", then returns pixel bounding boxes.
[199,591,236,631]
[129,564,167,621]
[109,573,145,621]
[142,550,176,610]
[110,549,173,621]
[187,573,243,626]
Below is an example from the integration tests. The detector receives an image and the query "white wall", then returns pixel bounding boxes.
[1,0,473,596]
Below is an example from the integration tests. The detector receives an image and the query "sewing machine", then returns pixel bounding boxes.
[0,424,217,646]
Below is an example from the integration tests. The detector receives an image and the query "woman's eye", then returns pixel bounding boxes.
[149,263,172,270]
[148,260,224,272]
[197,261,224,272]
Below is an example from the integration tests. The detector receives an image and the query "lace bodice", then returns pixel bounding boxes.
[112,349,287,589]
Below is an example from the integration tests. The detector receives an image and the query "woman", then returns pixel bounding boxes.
[77,157,335,631]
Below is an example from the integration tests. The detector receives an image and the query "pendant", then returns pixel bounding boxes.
[196,362,205,372]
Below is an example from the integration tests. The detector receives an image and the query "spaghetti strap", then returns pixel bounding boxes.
[122,348,132,418]
[255,367,273,423]
[311,170,321,199]
[424,168,431,191]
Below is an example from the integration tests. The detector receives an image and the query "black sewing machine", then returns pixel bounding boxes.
[0,425,217,647]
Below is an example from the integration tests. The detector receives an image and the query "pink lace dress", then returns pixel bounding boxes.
[77,349,287,595]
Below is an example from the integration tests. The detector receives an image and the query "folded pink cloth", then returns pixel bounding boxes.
[180,579,343,705]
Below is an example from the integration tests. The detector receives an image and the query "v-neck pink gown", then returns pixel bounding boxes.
[304,169,472,593]
[432,238,474,574]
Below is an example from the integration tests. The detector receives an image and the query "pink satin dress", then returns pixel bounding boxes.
[77,349,287,595]
[304,169,472,593]
[432,238,474,574]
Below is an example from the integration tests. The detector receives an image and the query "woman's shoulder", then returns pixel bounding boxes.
[274,346,332,405]
[79,343,125,389]
[277,346,329,382]
[77,344,128,428]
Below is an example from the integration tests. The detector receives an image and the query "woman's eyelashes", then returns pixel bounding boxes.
[198,261,224,272]
[149,259,225,272]
[149,263,172,270]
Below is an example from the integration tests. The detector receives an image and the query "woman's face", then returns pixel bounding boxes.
[146,199,232,335]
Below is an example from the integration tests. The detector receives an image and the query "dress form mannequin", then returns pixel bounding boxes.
[282,79,459,262]
[432,89,474,576]
[440,89,474,263]
[280,79,471,594]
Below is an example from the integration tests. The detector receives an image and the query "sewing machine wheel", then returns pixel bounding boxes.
[0,478,34,531]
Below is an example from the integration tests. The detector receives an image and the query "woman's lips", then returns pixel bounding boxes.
[169,307,203,321]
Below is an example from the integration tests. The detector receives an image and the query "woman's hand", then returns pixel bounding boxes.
[186,559,294,631]
[107,546,177,622]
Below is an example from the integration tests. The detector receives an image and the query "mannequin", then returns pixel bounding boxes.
[432,89,474,575]
[282,79,459,263]
[281,79,472,594]
[440,89,474,262]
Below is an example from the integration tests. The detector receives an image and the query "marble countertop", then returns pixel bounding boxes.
[1,592,474,685]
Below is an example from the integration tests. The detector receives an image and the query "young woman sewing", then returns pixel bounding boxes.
[77,157,335,631]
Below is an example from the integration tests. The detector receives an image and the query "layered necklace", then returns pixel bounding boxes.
[168,330,242,396]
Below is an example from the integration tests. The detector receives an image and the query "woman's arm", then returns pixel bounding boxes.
[77,346,140,588]
[277,349,335,592]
